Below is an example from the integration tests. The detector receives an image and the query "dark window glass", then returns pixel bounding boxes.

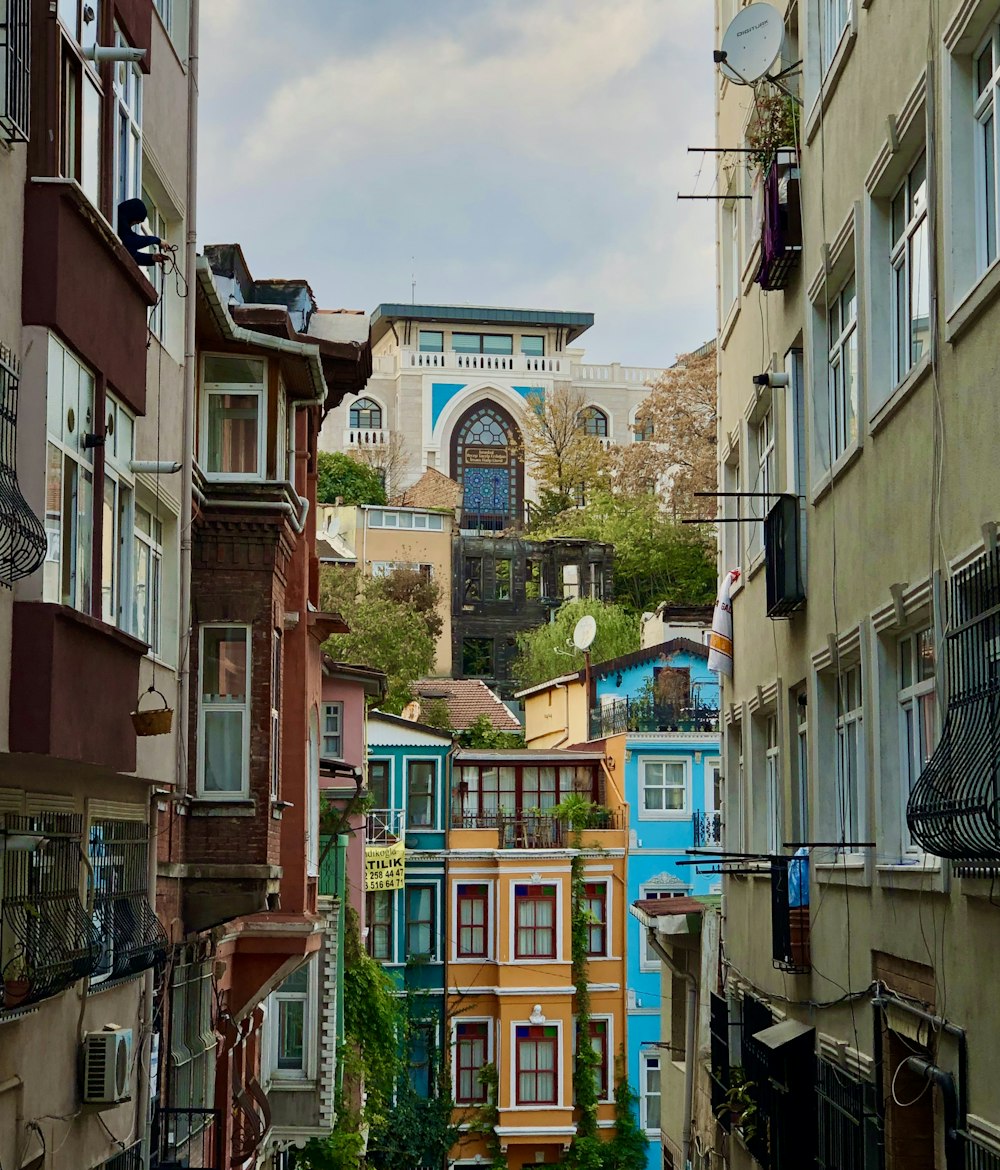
[418,331,443,353]
[521,336,545,357]
[368,759,390,808]
[349,398,382,429]
[463,637,494,677]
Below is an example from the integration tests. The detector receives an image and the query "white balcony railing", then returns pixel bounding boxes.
[573,362,664,386]
[402,350,566,375]
[343,428,390,447]
[366,808,405,843]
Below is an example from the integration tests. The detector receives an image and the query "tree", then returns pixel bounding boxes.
[522,385,609,506]
[349,432,410,499]
[456,713,525,749]
[316,451,387,506]
[513,599,639,691]
[531,491,716,615]
[618,344,717,520]
[366,567,444,641]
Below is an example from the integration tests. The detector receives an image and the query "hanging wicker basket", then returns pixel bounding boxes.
[131,687,174,737]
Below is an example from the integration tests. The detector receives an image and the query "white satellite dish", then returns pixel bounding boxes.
[572,615,597,653]
[718,2,784,85]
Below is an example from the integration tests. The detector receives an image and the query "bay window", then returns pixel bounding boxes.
[201,355,266,478]
[516,1025,558,1105]
[197,625,250,796]
[58,4,102,207]
[44,335,95,613]
[514,883,556,959]
[272,962,311,1079]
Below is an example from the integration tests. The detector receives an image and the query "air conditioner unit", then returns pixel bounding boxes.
[82,1025,133,1106]
[764,494,806,618]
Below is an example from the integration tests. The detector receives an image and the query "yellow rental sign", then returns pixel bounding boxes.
[365,839,406,891]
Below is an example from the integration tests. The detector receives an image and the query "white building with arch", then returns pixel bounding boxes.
[320,304,665,527]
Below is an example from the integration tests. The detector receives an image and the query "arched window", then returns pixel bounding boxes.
[450,400,524,531]
[579,406,609,438]
[350,398,382,430]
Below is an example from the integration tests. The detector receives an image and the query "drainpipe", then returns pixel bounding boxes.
[904,1058,961,1170]
[645,927,697,1167]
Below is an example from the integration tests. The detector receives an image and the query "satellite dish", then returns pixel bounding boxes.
[573,615,597,653]
[718,2,783,85]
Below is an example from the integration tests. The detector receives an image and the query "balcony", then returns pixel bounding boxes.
[588,697,720,739]
[692,810,722,848]
[366,808,404,843]
[451,807,625,848]
[572,362,663,387]
[343,426,390,448]
[402,350,566,375]
[771,857,810,974]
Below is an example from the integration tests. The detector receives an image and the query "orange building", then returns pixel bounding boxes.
[445,738,629,1169]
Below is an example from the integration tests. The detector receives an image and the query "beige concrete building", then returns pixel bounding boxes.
[705,2,1000,1169]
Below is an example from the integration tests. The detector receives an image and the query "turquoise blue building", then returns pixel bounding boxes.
[365,712,453,1095]
[589,638,720,1166]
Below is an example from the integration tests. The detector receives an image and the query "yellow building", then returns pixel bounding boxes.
[445,740,629,1170]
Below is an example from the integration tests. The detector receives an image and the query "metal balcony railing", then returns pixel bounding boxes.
[0,813,100,1010]
[771,857,810,974]
[452,806,624,847]
[693,810,722,848]
[0,344,47,583]
[153,1107,221,1170]
[589,698,720,739]
[366,808,405,843]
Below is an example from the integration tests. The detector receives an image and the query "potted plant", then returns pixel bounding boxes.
[3,954,32,1008]
[746,88,798,174]
[716,1066,758,1139]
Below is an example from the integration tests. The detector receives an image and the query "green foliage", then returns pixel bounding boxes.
[293,1127,365,1170]
[321,567,436,713]
[468,1063,506,1170]
[554,794,609,831]
[531,491,716,615]
[368,1078,460,1170]
[367,567,444,641]
[602,1077,649,1170]
[418,697,453,732]
[317,451,387,506]
[456,713,525,750]
[513,598,639,691]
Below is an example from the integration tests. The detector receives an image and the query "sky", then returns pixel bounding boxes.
[197,1,717,369]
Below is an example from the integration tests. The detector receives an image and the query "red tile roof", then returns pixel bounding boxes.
[413,678,522,733]
[390,467,462,511]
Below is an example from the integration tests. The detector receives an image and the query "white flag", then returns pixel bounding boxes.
[708,569,740,678]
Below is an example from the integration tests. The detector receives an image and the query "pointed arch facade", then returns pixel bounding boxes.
[449,399,524,530]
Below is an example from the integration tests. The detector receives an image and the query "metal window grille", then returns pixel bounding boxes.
[89,819,168,980]
[741,995,777,1168]
[0,0,30,143]
[0,812,100,1009]
[0,345,47,584]
[709,992,730,1130]
[963,1133,1000,1170]
[816,1059,882,1170]
[907,545,1000,863]
[103,1144,143,1170]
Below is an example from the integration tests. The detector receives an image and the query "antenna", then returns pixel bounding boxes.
[715,2,783,85]
[411,256,416,305]
[572,615,597,653]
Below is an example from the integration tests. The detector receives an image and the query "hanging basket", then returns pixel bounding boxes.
[131,687,174,737]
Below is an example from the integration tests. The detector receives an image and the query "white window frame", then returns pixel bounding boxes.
[974,24,1000,274]
[452,1017,494,1105]
[721,444,742,579]
[639,1050,661,1135]
[112,24,142,208]
[200,353,267,481]
[133,502,164,655]
[509,1017,564,1109]
[270,960,315,1081]
[834,664,865,849]
[509,880,563,964]
[720,194,740,324]
[896,627,938,857]
[196,624,251,799]
[574,1013,614,1104]
[746,403,774,565]
[765,713,781,854]
[153,0,174,36]
[827,273,859,464]
[142,188,169,343]
[822,0,852,74]
[322,701,343,759]
[890,153,930,386]
[639,757,690,820]
[44,334,96,613]
[102,393,136,632]
[450,879,494,963]
[794,691,809,844]
[405,756,437,830]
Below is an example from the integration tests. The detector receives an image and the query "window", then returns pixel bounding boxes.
[721,197,740,317]
[142,192,170,343]
[367,508,444,531]
[747,404,774,563]
[516,1025,558,1105]
[88,817,163,984]
[272,963,311,1077]
[579,406,609,437]
[640,1052,661,1132]
[0,0,31,142]
[765,714,781,853]
[406,760,436,828]
[634,412,654,442]
[58,6,102,206]
[44,335,95,613]
[368,759,390,808]
[827,274,859,462]
[641,760,688,816]
[270,631,281,800]
[168,955,217,1154]
[349,398,382,429]
[112,25,143,207]
[405,885,435,958]
[639,886,691,967]
[495,558,512,601]
[584,883,608,957]
[562,563,580,600]
[462,636,494,677]
[794,688,809,844]
[586,1019,611,1101]
[823,0,852,71]
[457,883,489,958]
[134,505,163,653]
[514,884,556,959]
[197,625,250,796]
[891,153,930,383]
[322,702,343,758]
[101,394,136,630]
[418,330,443,352]
[201,354,266,478]
[408,1024,435,1098]
[526,558,542,600]
[835,665,865,845]
[154,0,173,34]
[453,332,513,355]
[366,890,393,960]
[456,1021,489,1103]
[898,628,937,854]
[521,335,545,357]
[976,28,1000,271]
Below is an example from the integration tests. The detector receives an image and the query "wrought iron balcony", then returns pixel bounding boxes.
[452,806,624,847]
[692,810,722,848]
[366,808,405,844]
[589,697,720,739]
[0,813,100,1010]
[89,819,167,980]
[0,345,46,585]
[907,546,1000,866]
